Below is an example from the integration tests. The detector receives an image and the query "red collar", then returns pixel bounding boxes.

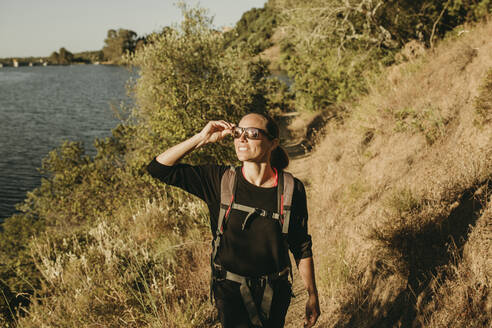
[241,167,278,187]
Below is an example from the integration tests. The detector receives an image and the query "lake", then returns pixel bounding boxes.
[0,65,134,221]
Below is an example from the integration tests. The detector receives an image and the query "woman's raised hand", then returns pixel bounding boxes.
[155,120,234,166]
[198,120,235,146]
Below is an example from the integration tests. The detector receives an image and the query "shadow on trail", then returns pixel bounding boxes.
[284,141,311,158]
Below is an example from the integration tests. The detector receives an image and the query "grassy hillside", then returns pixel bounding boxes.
[260,0,492,112]
[297,18,492,327]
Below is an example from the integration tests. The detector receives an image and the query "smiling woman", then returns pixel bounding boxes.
[146,112,320,328]
[234,115,279,170]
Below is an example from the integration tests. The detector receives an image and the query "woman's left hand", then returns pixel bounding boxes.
[304,294,320,327]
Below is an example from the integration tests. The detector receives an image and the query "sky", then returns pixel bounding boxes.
[0,0,267,58]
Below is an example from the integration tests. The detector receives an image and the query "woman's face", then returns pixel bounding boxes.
[234,114,278,164]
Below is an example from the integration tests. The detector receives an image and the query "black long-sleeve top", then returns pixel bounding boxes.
[146,158,312,277]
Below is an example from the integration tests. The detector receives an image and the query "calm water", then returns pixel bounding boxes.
[0,65,134,221]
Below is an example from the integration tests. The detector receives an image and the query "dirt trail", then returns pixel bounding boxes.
[283,155,317,328]
[281,114,320,328]
[284,253,310,328]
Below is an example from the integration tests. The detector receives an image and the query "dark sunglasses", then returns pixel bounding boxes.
[232,126,274,140]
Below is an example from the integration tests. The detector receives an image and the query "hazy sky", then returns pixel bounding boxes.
[0,0,267,58]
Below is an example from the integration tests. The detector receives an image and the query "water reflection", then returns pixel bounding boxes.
[0,65,134,221]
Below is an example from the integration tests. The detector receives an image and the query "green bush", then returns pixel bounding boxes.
[392,106,449,145]
[127,4,277,166]
[273,0,491,112]
[223,6,278,55]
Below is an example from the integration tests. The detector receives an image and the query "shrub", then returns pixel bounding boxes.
[127,4,277,166]
[272,0,491,112]
[223,6,278,55]
[392,106,449,145]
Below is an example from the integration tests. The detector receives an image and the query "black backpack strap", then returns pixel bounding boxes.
[224,271,264,327]
[213,264,290,327]
[260,282,274,323]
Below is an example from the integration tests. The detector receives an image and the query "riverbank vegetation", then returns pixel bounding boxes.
[1,1,491,327]
[0,28,142,66]
[0,49,103,66]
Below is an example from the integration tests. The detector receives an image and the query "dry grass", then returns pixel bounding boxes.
[293,17,492,327]
[422,197,492,327]
[17,191,216,328]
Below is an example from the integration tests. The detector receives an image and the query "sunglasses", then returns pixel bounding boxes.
[232,126,274,140]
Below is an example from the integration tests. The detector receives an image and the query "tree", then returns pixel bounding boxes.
[47,48,74,65]
[58,47,74,65]
[48,51,60,64]
[102,28,138,63]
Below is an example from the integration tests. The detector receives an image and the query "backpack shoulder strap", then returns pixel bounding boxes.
[211,166,236,271]
[278,171,295,234]
[217,166,236,234]
[278,171,295,285]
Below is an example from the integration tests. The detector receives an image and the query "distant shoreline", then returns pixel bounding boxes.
[0,49,114,67]
[0,61,120,68]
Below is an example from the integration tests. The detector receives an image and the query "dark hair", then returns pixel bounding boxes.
[270,145,289,171]
[252,112,290,171]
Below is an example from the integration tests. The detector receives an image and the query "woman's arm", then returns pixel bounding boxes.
[297,257,320,327]
[288,179,320,326]
[156,120,234,166]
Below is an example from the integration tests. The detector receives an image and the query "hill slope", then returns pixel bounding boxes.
[295,18,491,327]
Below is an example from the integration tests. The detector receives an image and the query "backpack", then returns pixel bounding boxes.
[210,166,295,327]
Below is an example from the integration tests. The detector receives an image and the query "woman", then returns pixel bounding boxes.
[147,113,320,327]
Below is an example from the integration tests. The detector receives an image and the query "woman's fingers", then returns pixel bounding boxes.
[213,121,235,134]
[203,121,225,134]
[217,120,231,126]
[209,120,232,131]
[200,120,235,144]
[216,120,234,132]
